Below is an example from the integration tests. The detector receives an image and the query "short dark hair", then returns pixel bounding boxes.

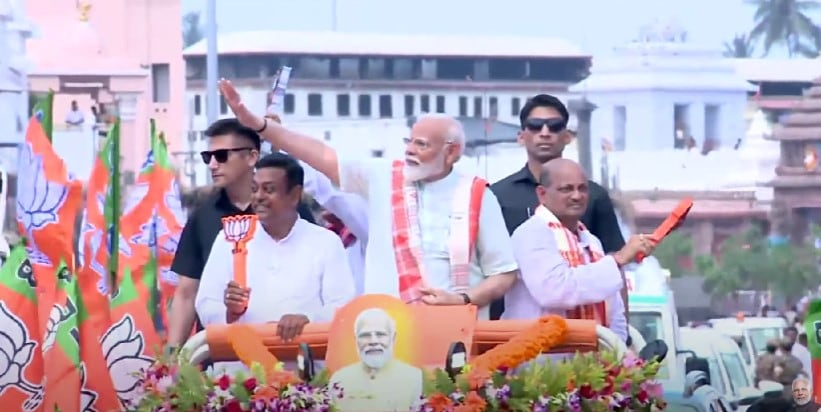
[255,152,304,190]
[204,118,261,151]
[518,94,570,129]
[785,326,799,335]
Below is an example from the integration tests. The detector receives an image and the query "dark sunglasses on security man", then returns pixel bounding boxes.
[200,147,253,164]
[524,117,567,133]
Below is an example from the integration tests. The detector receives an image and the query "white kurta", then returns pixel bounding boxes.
[302,162,368,295]
[337,158,519,320]
[195,218,356,372]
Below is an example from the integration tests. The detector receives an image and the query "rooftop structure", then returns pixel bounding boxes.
[23,0,185,176]
[182,30,587,58]
[766,74,821,242]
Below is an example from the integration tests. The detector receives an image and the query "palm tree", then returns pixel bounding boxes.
[746,0,821,56]
[182,11,204,48]
[723,33,757,57]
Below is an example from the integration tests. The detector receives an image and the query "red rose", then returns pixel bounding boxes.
[243,377,257,392]
[218,374,231,391]
[225,399,243,412]
[636,389,649,403]
[579,384,596,399]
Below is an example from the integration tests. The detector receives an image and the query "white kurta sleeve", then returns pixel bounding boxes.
[512,219,624,309]
[302,161,370,243]
[336,157,391,198]
[308,234,356,322]
[195,231,232,326]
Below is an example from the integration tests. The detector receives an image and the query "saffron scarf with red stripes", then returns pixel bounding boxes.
[534,204,608,326]
[389,160,485,303]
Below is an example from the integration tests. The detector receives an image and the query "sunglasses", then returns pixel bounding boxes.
[524,117,567,133]
[200,147,253,164]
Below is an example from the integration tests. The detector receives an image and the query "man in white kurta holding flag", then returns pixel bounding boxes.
[218,80,518,319]
[502,159,655,341]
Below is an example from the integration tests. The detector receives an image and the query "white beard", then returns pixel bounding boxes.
[359,347,393,369]
[404,153,446,183]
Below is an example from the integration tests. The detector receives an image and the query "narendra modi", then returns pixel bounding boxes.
[330,308,423,411]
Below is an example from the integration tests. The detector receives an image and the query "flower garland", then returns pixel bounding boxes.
[130,317,664,412]
[466,315,568,387]
[415,315,665,412]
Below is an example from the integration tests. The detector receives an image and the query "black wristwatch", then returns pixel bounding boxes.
[459,293,472,305]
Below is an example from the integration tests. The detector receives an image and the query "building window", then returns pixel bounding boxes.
[473,96,483,118]
[404,95,415,117]
[308,93,323,116]
[613,106,626,151]
[458,96,468,117]
[704,104,720,143]
[436,95,446,113]
[151,63,171,103]
[284,94,295,114]
[379,94,393,118]
[358,95,372,116]
[420,95,430,113]
[337,94,351,116]
[193,95,201,115]
[489,96,498,118]
[674,104,691,149]
[511,97,521,116]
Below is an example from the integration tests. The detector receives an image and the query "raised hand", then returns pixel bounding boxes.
[218,79,265,130]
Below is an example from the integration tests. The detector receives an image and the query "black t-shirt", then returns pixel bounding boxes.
[170,190,315,281]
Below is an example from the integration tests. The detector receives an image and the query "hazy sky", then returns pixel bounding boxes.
[181,0,821,56]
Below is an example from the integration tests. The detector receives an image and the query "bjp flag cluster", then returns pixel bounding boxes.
[1,97,185,412]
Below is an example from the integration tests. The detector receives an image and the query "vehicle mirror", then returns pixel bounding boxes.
[639,339,668,363]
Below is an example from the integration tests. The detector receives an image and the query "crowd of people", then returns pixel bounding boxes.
[164,82,660,405]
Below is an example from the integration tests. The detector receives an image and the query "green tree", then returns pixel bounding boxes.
[182,11,203,48]
[652,231,693,277]
[697,227,821,300]
[724,33,757,57]
[746,0,821,56]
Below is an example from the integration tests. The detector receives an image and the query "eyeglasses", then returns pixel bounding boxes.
[402,137,454,150]
[200,148,253,164]
[524,117,567,133]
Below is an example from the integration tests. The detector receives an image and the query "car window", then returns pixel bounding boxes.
[747,328,781,356]
[735,337,751,364]
[630,311,664,342]
[720,352,751,394]
[708,358,726,393]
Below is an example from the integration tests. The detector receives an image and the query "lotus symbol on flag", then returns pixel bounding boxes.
[166,180,187,225]
[16,142,68,233]
[122,182,149,216]
[42,301,77,354]
[223,216,253,243]
[0,302,43,410]
[101,315,153,404]
[79,364,98,412]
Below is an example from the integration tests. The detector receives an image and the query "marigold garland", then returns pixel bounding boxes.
[465,314,568,387]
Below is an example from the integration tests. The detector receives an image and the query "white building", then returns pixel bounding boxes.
[570,23,757,182]
[181,30,594,185]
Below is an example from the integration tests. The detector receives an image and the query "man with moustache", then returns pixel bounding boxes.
[789,377,821,412]
[166,119,318,352]
[330,308,422,412]
[490,94,626,322]
[218,79,518,320]
[195,153,355,373]
[502,159,655,343]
